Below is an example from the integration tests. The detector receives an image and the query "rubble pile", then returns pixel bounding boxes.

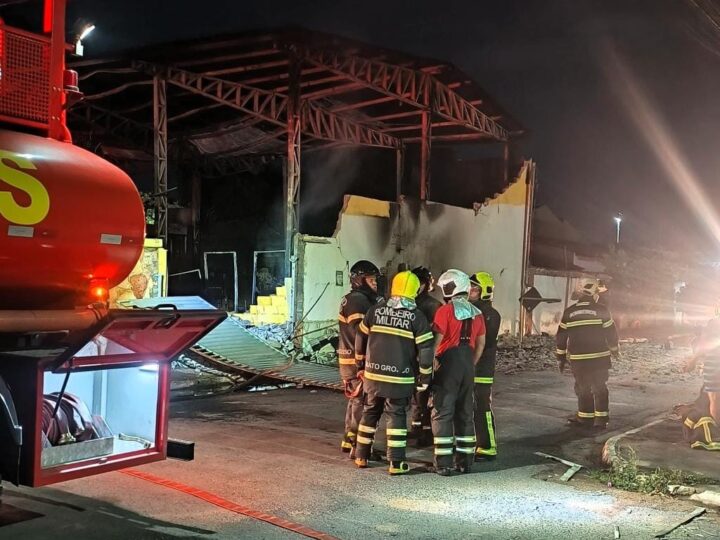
[497,334,557,374]
[495,333,698,383]
[236,319,294,353]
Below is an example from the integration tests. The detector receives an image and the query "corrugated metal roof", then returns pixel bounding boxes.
[127,296,341,390]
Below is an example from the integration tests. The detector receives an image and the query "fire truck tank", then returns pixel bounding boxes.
[0,129,145,308]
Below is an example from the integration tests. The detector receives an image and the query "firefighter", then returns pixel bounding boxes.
[431,269,486,476]
[556,280,619,429]
[353,271,434,475]
[409,266,443,447]
[469,271,501,461]
[685,313,720,426]
[338,260,381,457]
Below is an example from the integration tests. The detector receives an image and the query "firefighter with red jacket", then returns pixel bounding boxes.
[556,280,619,428]
[409,266,443,447]
[469,271,501,461]
[337,260,381,457]
[432,269,486,476]
[353,271,434,475]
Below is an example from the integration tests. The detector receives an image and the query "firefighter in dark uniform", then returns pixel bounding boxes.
[556,280,619,429]
[469,271,501,461]
[409,266,443,447]
[431,269,486,476]
[353,271,434,475]
[337,260,380,457]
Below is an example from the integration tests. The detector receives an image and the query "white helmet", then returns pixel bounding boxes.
[437,269,471,298]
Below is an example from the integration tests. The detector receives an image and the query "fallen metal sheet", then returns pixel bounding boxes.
[534,451,583,481]
[128,297,342,390]
[653,506,706,538]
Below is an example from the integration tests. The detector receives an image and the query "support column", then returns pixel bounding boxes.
[503,141,510,185]
[191,172,201,256]
[395,143,405,203]
[284,56,301,278]
[153,75,168,245]
[420,109,431,201]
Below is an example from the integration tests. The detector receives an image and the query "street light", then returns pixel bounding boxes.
[74,23,95,56]
[614,213,623,244]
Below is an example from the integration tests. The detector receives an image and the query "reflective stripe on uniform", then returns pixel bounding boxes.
[363,371,415,384]
[594,411,609,417]
[359,322,370,335]
[569,351,611,360]
[577,412,595,419]
[434,448,454,455]
[474,377,493,384]
[486,411,497,451]
[477,447,498,456]
[456,447,475,454]
[563,319,604,328]
[419,366,433,375]
[370,326,414,339]
[603,320,615,328]
[684,417,696,429]
[434,436,454,444]
[339,358,356,365]
[691,441,720,450]
[555,349,567,356]
[387,428,407,436]
[358,424,376,434]
[455,436,476,443]
[356,435,373,445]
[346,313,364,323]
[415,332,434,344]
[387,440,407,448]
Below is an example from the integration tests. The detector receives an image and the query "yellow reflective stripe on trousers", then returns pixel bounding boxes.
[555,349,567,356]
[419,366,432,375]
[569,351,611,360]
[339,358,356,365]
[455,436,476,443]
[684,417,696,429]
[370,326,414,340]
[474,377,493,384]
[603,319,615,328]
[691,441,720,450]
[486,411,496,451]
[387,440,407,447]
[434,436,454,444]
[356,436,373,445]
[456,447,475,454]
[387,428,407,436]
[364,371,415,384]
[434,448,453,455]
[358,424,376,434]
[594,411,609,417]
[415,332,434,344]
[577,412,595,419]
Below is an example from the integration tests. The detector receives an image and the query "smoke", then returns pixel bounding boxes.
[602,43,720,248]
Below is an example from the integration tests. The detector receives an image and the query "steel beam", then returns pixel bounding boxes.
[153,75,169,245]
[285,56,301,278]
[420,108,431,201]
[68,102,152,146]
[135,62,399,149]
[396,143,404,203]
[298,48,509,140]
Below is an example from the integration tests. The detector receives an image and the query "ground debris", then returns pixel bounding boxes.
[668,485,697,496]
[653,506,706,538]
[534,451,583,481]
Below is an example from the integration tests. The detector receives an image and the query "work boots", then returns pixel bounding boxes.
[594,416,609,429]
[388,461,410,476]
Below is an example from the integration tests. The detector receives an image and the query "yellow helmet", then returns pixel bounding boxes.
[471,271,495,301]
[391,271,421,299]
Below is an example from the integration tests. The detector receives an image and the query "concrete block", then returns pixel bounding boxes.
[276,286,287,298]
[250,305,259,315]
[257,296,272,306]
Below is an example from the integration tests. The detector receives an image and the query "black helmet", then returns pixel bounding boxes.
[412,266,434,292]
[350,260,380,290]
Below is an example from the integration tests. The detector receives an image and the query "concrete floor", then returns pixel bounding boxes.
[2,370,719,539]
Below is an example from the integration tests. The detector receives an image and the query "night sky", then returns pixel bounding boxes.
[53,1,720,251]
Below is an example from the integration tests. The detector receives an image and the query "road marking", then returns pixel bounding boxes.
[120,468,339,540]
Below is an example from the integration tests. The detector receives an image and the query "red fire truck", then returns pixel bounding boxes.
[0,0,225,488]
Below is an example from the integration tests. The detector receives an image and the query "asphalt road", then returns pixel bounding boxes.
[2,370,718,539]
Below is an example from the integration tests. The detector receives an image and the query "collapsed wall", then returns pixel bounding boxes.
[294,162,532,345]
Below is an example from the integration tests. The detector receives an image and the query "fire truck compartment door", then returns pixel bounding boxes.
[61,307,226,370]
